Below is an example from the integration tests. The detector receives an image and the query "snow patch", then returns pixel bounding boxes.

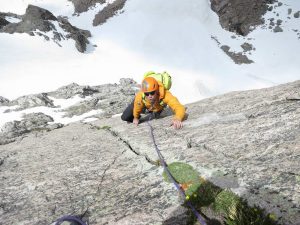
[5,16,21,23]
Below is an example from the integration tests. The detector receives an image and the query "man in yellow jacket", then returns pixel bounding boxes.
[121,77,185,129]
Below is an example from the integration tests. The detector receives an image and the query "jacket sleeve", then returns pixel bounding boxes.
[133,92,145,119]
[163,91,185,121]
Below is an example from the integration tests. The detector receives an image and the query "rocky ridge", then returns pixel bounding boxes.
[68,0,128,26]
[0,5,91,52]
[1,0,297,61]
[0,79,137,145]
[0,79,299,225]
[210,0,277,36]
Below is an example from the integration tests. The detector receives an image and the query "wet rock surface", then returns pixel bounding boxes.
[0,5,91,53]
[1,80,300,224]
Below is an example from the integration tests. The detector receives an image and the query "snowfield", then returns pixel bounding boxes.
[0,0,299,125]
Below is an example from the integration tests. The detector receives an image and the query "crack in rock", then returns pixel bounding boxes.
[104,127,160,166]
[0,152,17,167]
[87,124,158,166]
[97,149,126,193]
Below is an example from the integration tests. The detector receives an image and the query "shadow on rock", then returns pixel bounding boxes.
[163,162,279,225]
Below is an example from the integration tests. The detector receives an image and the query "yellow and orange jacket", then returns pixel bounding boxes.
[133,81,185,121]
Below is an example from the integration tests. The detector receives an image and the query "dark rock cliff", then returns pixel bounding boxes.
[0,5,91,52]
[210,0,276,35]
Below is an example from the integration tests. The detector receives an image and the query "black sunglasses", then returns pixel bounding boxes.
[144,91,156,96]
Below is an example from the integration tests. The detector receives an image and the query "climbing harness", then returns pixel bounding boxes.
[55,215,87,225]
[146,116,207,225]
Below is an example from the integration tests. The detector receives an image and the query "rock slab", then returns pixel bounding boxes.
[1,80,300,225]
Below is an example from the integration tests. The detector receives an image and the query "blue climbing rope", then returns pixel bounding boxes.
[147,119,207,225]
[55,215,87,225]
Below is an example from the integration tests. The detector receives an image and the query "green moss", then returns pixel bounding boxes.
[99,125,111,130]
[162,162,201,196]
[295,175,300,184]
[213,190,240,214]
[193,179,222,207]
[269,213,277,221]
[162,162,279,225]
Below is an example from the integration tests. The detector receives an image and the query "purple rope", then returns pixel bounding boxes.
[55,215,87,225]
[147,120,207,225]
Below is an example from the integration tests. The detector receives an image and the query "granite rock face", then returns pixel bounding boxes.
[0,80,300,225]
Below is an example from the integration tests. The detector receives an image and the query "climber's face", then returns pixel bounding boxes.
[145,90,157,103]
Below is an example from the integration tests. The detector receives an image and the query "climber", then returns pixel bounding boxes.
[121,76,186,129]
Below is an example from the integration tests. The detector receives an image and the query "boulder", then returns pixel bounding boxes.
[48,83,98,99]
[10,93,54,110]
[273,25,283,32]
[0,112,63,145]
[59,79,137,118]
[0,96,9,106]
[241,42,254,52]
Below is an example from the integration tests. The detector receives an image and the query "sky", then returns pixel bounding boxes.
[0,0,299,128]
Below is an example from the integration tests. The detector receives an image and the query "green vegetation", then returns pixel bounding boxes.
[163,162,279,225]
[98,125,111,130]
[162,162,201,196]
